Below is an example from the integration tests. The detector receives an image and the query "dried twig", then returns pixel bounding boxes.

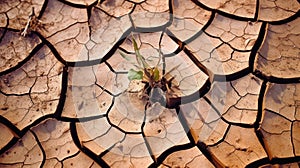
[21,7,35,37]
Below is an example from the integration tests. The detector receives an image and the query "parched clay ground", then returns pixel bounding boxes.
[0,0,300,167]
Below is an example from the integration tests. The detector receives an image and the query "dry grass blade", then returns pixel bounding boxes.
[162,64,181,78]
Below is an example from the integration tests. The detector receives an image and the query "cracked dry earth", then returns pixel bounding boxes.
[0,0,300,167]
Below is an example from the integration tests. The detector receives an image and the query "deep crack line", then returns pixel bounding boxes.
[69,122,110,168]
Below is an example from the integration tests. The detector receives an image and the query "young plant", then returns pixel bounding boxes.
[120,35,180,107]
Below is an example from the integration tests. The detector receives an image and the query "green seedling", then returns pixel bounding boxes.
[120,35,181,106]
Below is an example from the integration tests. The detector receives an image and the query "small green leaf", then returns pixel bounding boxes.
[132,37,139,52]
[132,36,149,68]
[131,37,141,65]
[128,69,143,81]
[153,67,160,82]
[119,51,131,61]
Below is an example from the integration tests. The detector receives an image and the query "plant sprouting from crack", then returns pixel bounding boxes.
[120,35,180,107]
